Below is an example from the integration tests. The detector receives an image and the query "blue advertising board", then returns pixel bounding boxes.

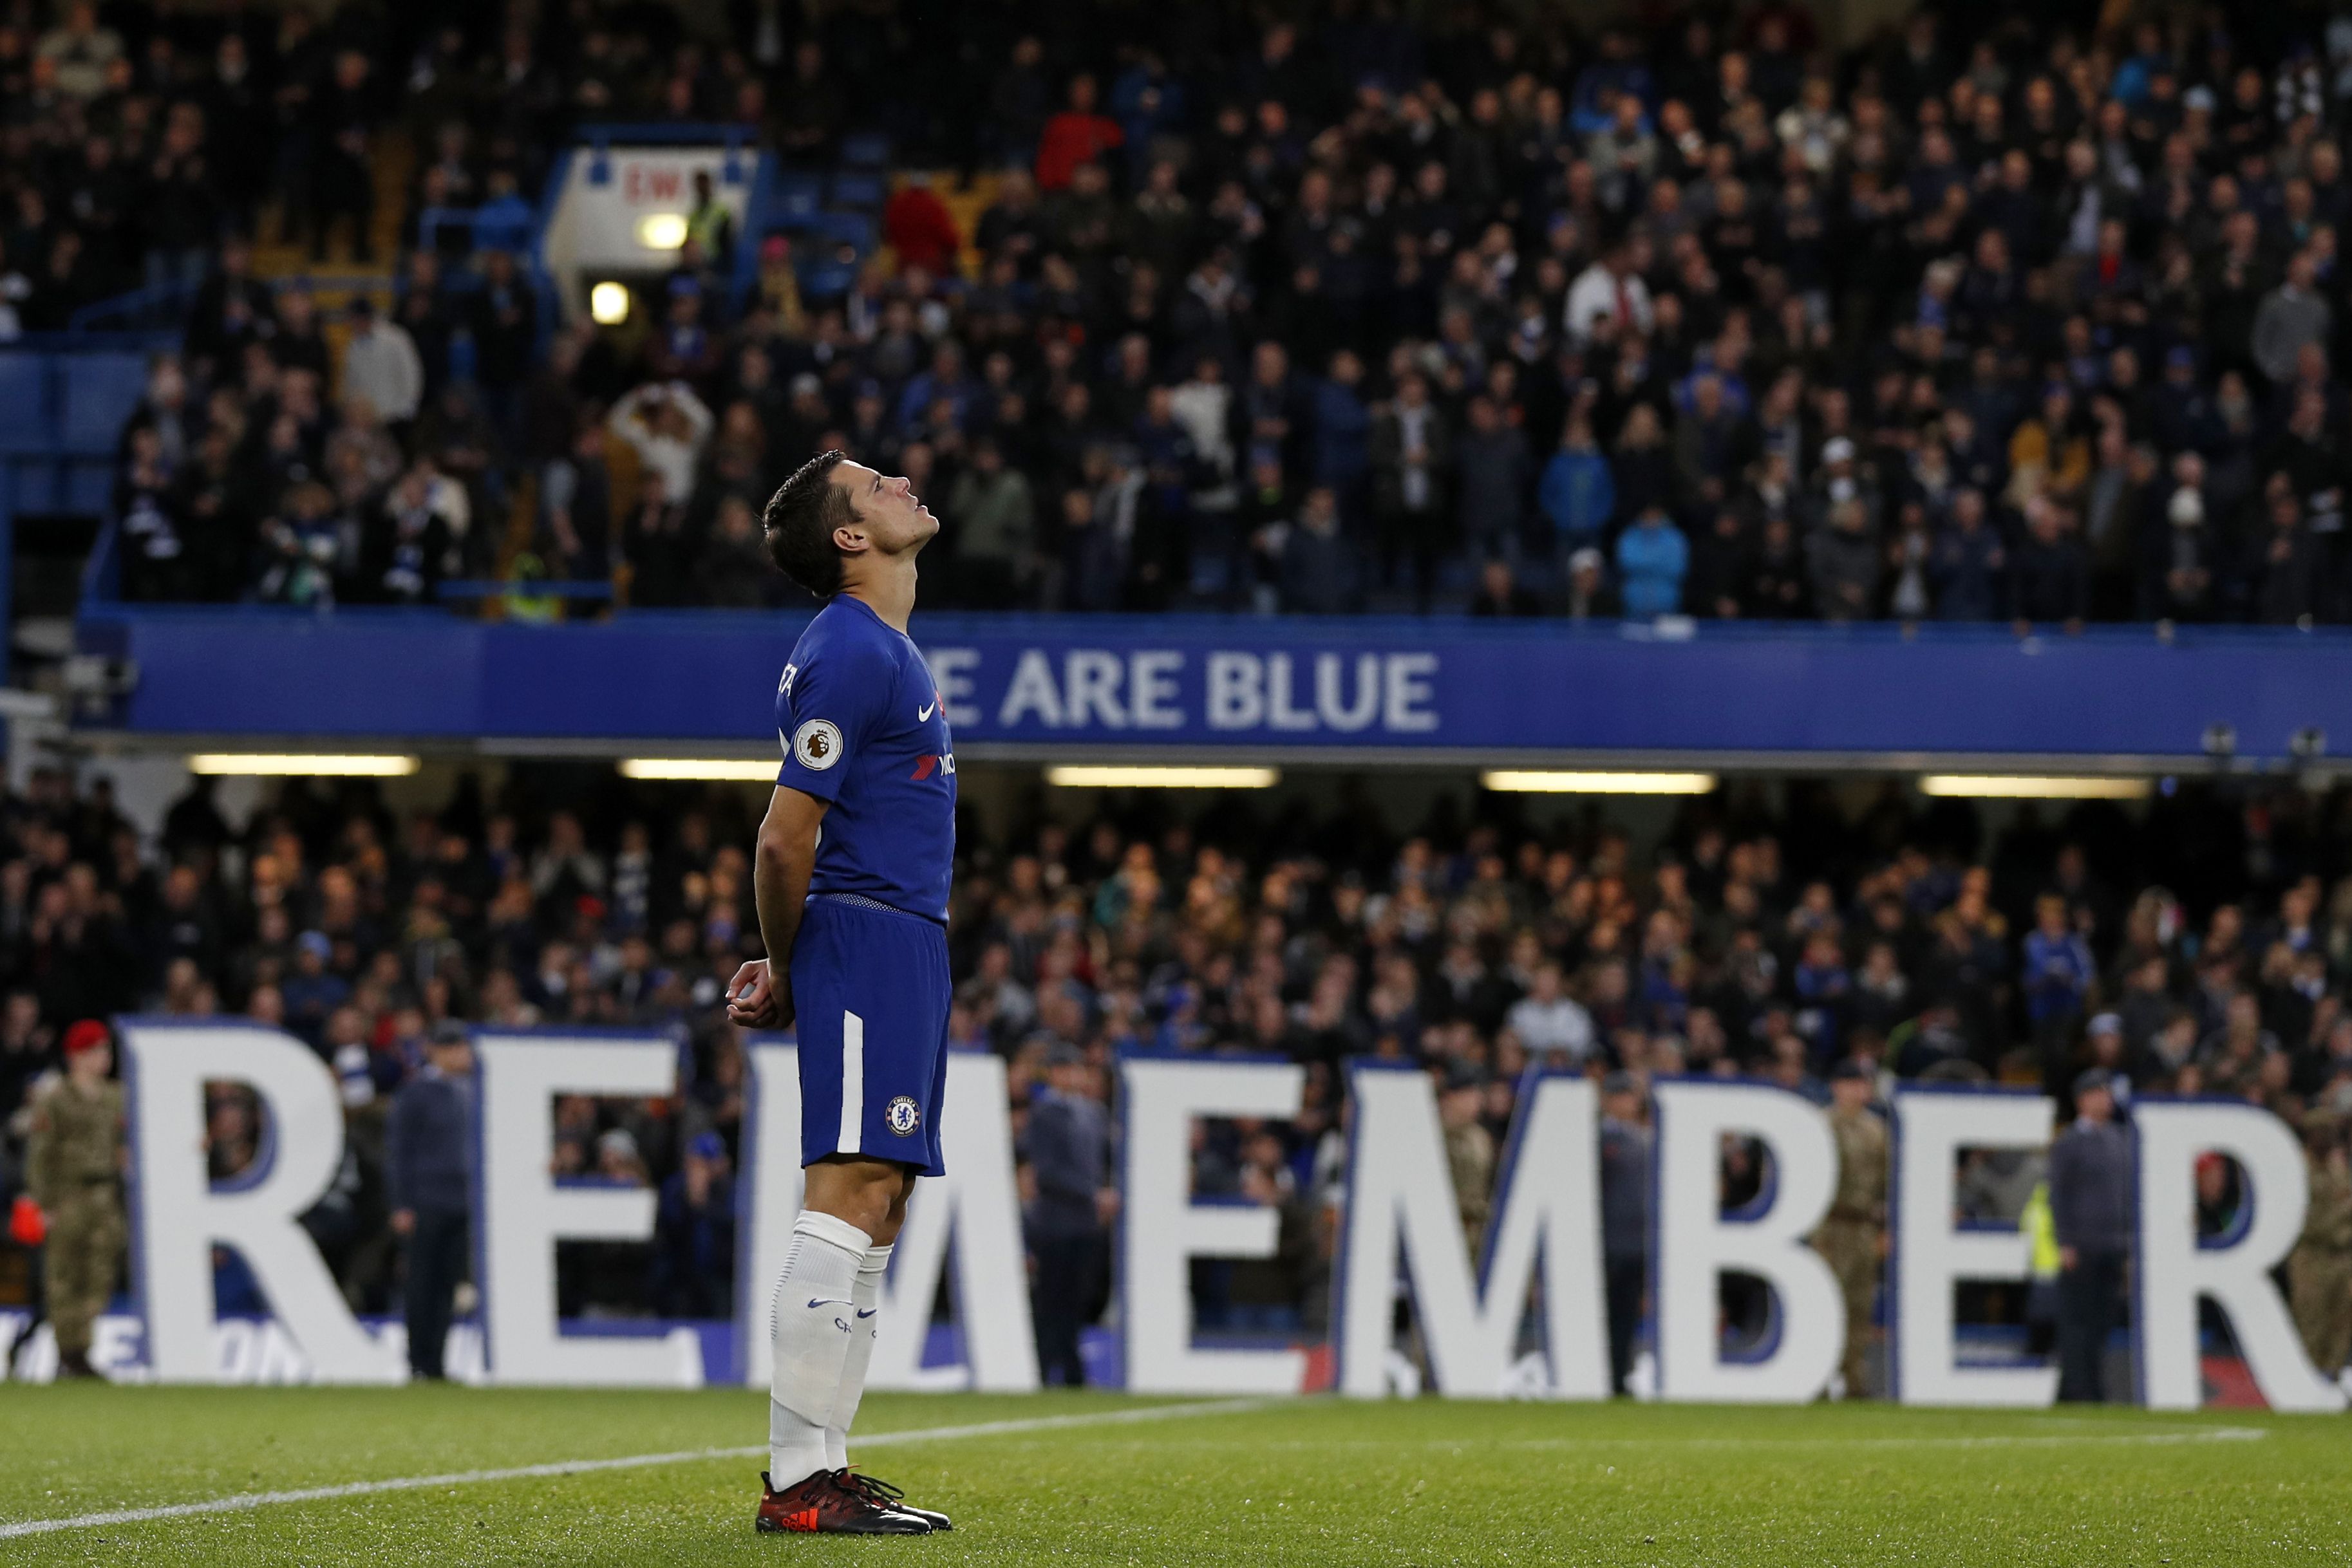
[73,608,2352,765]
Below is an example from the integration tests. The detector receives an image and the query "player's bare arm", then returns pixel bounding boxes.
[728,784,828,1029]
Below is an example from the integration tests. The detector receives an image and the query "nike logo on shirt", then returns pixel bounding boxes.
[918,702,936,721]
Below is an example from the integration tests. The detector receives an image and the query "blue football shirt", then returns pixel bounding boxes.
[774,594,956,920]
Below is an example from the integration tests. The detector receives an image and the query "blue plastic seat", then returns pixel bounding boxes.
[64,460,113,515]
[8,463,59,512]
[57,352,148,456]
[775,174,824,218]
[798,260,857,298]
[817,211,875,252]
[839,131,890,169]
[831,171,885,210]
[0,354,53,454]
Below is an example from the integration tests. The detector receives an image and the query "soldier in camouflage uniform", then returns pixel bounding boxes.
[25,1021,124,1379]
[1813,1059,1888,1399]
[1440,1072,1495,1255]
[2290,1109,2351,1377]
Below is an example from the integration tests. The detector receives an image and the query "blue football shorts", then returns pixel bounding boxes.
[789,893,951,1177]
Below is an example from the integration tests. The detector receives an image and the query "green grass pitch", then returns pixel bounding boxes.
[1,1385,2346,1564]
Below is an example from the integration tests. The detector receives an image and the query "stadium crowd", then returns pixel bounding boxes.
[8,1,2350,619]
[3,760,2352,1376]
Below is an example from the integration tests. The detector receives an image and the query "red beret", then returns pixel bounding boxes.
[62,1019,109,1056]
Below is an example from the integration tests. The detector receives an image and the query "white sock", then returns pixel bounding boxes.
[825,1243,891,1470]
[767,1209,872,1489]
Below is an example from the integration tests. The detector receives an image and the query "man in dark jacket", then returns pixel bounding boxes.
[1024,1044,1113,1386]
[1597,1072,1651,1395]
[1278,487,1361,613]
[468,249,538,444]
[1453,393,1534,564]
[2009,497,2089,630]
[2049,1067,2131,1402]
[2248,481,2320,625]
[1807,498,1881,621]
[387,1023,475,1381]
[1368,372,1451,610]
[1930,488,2006,621]
[652,1130,739,1317]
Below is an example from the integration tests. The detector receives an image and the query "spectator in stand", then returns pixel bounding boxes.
[684,171,735,274]
[2009,498,2089,633]
[1370,372,1448,610]
[1454,394,1534,565]
[1277,485,1359,614]
[608,382,713,505]
[307,48,378,264]
[339,298,424,433]
[773,40,845,165]
[1932,488,2006,622]
[1505,960,1595,1065]
[35,1,118,100]
[360,460,466,604]
[697,492,777,609]
[2253,252,2333,388]
[469,250,538,443]
[945,436,1034,610]
[2250,480,2322,626]
[1035,74,1122,194]
[882,172,959,277]
[1561,545,1618,619]
[142,102,221,299]
[1540,415,1616,554]
[1809,499,1880,621]
[623,471,696,607]
[1615,500,1689,618]
[1467,557,1542,617]
[988,36,1053,168]
[1565,239,1653,346]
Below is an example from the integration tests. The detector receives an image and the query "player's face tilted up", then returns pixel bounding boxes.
[825,458,942,564]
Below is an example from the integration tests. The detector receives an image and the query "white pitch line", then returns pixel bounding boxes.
[1462,1426,2274,1452]
[0,1397,1270,1541]
[1140,1426,2273,1455]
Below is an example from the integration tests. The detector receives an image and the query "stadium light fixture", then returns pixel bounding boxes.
[1918,775,2152,800]
[588,281,631,326]
[187,754,420,777]
[619,758,779,781]
[1044,765,1279,789]
[635,213,689,250]
[1480,770,1717,795]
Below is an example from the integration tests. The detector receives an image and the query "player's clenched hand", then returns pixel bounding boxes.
[726,958,793,1029]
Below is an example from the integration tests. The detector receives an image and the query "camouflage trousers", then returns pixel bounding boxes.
[2290,1245,2351,1377]
[1813,1219,1881,1398]
[44,1190,124,1359]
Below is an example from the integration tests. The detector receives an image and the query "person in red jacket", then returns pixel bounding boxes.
[1035,73,1122,192]
[882,173,961,275]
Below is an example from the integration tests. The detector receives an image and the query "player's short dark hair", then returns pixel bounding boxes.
[762,449,857,596]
